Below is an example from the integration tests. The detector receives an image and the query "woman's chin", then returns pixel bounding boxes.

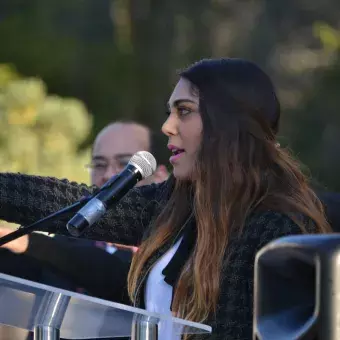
[172,166,192,181]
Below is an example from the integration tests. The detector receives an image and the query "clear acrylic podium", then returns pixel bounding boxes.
[0,273,211,339]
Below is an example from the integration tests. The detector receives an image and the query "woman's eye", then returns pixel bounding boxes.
[177,107,191,116]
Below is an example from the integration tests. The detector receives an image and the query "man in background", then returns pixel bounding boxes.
[82,121,168,260]
[90,121,167,188]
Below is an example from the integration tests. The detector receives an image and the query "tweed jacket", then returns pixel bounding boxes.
[0,173,317,339]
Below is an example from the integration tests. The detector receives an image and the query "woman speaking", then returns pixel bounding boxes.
[0,58,331,339]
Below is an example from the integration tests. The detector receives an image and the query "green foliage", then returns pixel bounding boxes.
[284,23,340,190]
[1,0,340,191]
[0,64,92,184]
[313,22,340,52]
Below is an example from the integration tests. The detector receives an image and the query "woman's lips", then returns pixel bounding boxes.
[169,150,185,163]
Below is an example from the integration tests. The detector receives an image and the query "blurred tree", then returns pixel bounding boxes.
[0,0,340,190]
[0,63,92,184]
[287,23,340,190]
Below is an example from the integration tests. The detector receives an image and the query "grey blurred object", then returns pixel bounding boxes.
[253,234,340,340]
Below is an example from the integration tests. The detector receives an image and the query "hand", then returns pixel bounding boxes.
[152,165,169,184]
[112,243,138,253]
[0,227,29,254]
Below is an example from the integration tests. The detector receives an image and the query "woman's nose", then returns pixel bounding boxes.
[161,113,178,137]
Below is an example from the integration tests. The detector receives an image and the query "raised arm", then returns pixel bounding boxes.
[0,173,163,245]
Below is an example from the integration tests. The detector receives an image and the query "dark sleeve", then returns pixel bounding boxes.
[201,211,317,340]
[0,173,163,245]
[26,233,131,303]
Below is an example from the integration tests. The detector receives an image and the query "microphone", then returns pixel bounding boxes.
[66,151,157,237]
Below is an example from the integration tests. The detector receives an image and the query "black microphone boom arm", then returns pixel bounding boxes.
[0,195,93,247]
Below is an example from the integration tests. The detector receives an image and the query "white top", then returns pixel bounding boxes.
[145,237,183,340]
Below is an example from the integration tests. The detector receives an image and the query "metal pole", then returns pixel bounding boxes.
[33,292,70,340]
[131,315,158,340]
[318,253,340,340]
[33,325,60,340]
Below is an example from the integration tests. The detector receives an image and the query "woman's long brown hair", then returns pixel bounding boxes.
[127,59,331,324]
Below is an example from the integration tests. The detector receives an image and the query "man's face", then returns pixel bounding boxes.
[90,124,151,187]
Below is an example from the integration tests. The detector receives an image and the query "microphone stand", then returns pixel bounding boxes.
[0,195,94,247]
